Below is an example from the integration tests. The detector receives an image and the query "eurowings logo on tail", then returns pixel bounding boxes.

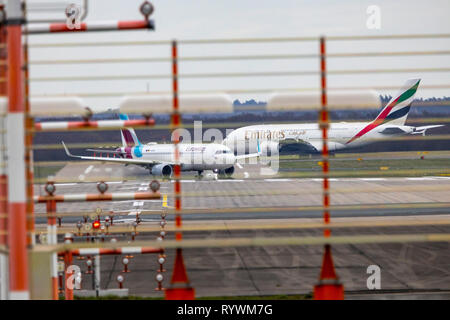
[119,114,141,147]
[346,78,420,144]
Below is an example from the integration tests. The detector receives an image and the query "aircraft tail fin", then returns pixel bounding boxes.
[373,78,420,126]
[119,114,141,147]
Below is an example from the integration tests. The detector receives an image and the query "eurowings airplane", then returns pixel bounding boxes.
[62,114,260,178]
[223,79,443,154]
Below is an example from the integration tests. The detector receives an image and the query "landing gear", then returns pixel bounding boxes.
[195,170,204,180]
[216,166,235,179]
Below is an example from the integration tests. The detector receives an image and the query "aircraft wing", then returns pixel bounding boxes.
[235,139,262,160]
[412,125,444,135]
[235,152,261,160]
[62,141,163,165]
[86,149,123,155]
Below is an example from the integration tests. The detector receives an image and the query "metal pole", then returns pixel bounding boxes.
[165,40,195,300]
[46,200,58,300]
[23,13,35,247]
[94,239,100,297]
[0,3,8,301]
[6,0,29,300]
[314,36,344,300]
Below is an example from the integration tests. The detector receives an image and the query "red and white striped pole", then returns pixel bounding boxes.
[46,198,59,300]
[58,247,163,257]
[24,19,155,34]
[24,30,35,249]
[34,191,161,203]
[165,40,195,300]
[6,0,29,300]
[34,118,155,131]
[314,36,344,300]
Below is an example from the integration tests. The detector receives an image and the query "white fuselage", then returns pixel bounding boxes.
[223,122,415,154]
[120,143,236,171]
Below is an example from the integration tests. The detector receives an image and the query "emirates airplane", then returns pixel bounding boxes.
[223,79,443,154]
[62,114,260,178]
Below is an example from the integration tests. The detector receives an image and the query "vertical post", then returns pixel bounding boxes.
[165,40,194,300]
[0,4,8,300]
[6,0,29,300]
[319,36,330,238]
[314,36,344,300]
[23,31,35,248]
[46,199,59,299]
[94,250,100,297]
[64,251,73,300]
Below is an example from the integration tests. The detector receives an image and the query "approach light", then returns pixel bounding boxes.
[150,180,160,192]
[44,182,56,196]
[117,274,124,283]
[155,273,163,282]
[97,181,108,194]
[140,1,154,18]
[158,257,165,265]
[92,220,101,230]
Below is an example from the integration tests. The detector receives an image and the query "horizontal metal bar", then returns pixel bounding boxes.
[29,134,450,151]
[26,84,450,98]
[24,67,450,83]
[31,202,450,219]
[36,233,450,254]
[32,217,450,235]
[34,192,161,203]
[19,50,450,66]
[27,33,450,48]
[34,118,155,132]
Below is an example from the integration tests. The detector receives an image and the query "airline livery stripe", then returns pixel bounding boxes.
[346,80,419,144]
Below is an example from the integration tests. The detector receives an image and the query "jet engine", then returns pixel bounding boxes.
[151,164,173,178]
[217,166,235,177]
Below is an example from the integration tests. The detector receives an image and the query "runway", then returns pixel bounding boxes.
[33,162,450,299]
[34,162,450,222]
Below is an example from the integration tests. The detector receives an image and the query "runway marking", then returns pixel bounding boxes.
[133,201,144,207]
[406,177,436,181]
[54,183,77,186]
[432,176,450,180]
[105,168,112,172]
[138,187,148,191]
[84,165,94,175]
[127,210,141,216]
[162,194,168,208]
[359,178,386,181]
[218,179,244,182]
[244,172,249,179]
[236,163,243,169]
[264,178,292,182]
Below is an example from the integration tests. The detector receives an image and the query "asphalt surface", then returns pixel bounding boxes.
[33,162,450,299]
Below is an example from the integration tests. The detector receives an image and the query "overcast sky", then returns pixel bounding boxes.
[25,0,450,111]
